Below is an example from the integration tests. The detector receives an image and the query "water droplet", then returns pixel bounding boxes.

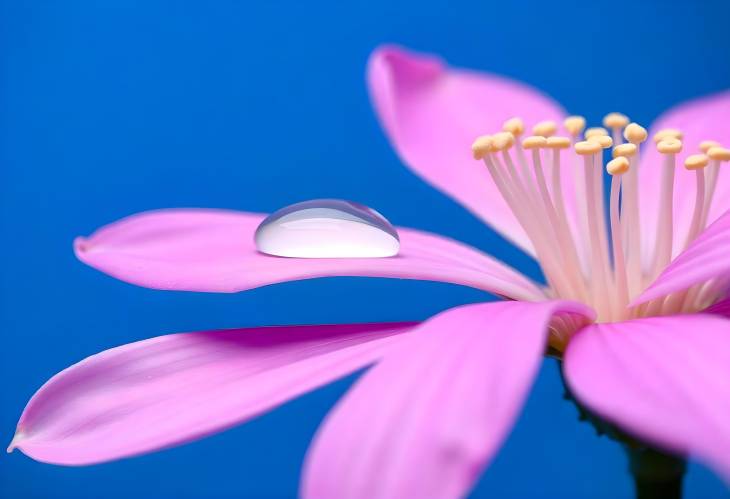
[255,199,400,258]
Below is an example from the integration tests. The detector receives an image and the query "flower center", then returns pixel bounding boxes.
[472,114,730,323]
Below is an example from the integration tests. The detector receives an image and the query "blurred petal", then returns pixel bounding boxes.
[635,208,730,304]
[75,209,544,301]
[10,322,416,465]
[564,314,730,480]
[301,300,594,499]
[368,45,568,256]
[704,296,730,319]
[639,90,730,265]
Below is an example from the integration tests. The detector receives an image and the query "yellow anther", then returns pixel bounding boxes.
[492,131,515,151]
[546,136,571,149]
[624,123,648,144]
[471,135,493,160]
[603,112,629,129]
[575,141,602,155]
[607,156,630,175]
[657,138,682,154]
[532,120,558,137]
[684,154,709,170]
[612,143,637,158]
[502,117,525,136]
[588,135,613,149]
[585,127,609,139]
[708,146,730,161]
[653,128,684,143]
[700,140,721,153]
[522,135,547,149]
[564,116,586,136]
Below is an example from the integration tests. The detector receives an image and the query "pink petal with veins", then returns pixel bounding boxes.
[564,314,730,482]
[10,322,416,465]
[301,300,594,499]
[75,208,544,301]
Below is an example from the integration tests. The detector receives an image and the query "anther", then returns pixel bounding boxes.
[522,135,547,149]
[684,154,709,170]
[585,127,609,139]
[575,141,602,155]
[707,146,730,161]
[657,138,682,154]
[532,121,558,137]
[653,128,683,143]
[471,135,493,160]
[700,140,721,153]
[603,112,629,129]
[624,123,648,144]
[546,136,571,149]
[503,117,525,137]
[492,131,515,151]
[564,116,586,137]
[607,157,630,175]
[612,143,637,158]
[588,135,613,149]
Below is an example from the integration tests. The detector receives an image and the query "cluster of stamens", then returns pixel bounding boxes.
[471,114,730,326]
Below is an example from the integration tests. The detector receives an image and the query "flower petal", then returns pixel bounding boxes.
[368,45,566,256]
[639,90,730,264]
[564,314,730,481]
[9,322,417,465]
[301,300,594,499]
[75,208,544,301]
[634,207,730,304]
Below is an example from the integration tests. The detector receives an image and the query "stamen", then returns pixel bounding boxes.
[700,140,721,153]
[703,146,730,228]
[587,134,613,149]
[653,128,683,143]
[590,135,615,317]
[503,117,525,137]
[612,143,637,158]
[524,136,588,300]
[603,112,629,145]
[651,138,682,279]
[575,140,612,317]
[564,116,586,137]
[603,112,630,130]
[477,137,573,297]
[607,157,630,311]
[563,116,590,264]
[585,127,609,139]
[622,123,647,298]
[683,154,709,247]
[532,121,558,138]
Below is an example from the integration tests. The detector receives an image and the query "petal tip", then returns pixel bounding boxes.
[367,44,444,85]
[7,431,24,454]
[73,236,89,255]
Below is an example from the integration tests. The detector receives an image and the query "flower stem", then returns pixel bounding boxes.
[555,360,687,499]
[627,446,686,499]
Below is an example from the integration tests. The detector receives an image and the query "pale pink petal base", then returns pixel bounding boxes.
[564,314,730,481]
[301,300,594,499]
[635,208,730,304]
[10,322,416,465]
[75,208,544,301]
[368,45,567,257]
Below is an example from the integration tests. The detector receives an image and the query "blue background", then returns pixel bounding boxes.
[2,0,729,497]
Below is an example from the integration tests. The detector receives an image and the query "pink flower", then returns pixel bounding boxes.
[9,46,730,497]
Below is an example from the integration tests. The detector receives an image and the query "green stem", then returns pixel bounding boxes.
[627,447,686,499]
